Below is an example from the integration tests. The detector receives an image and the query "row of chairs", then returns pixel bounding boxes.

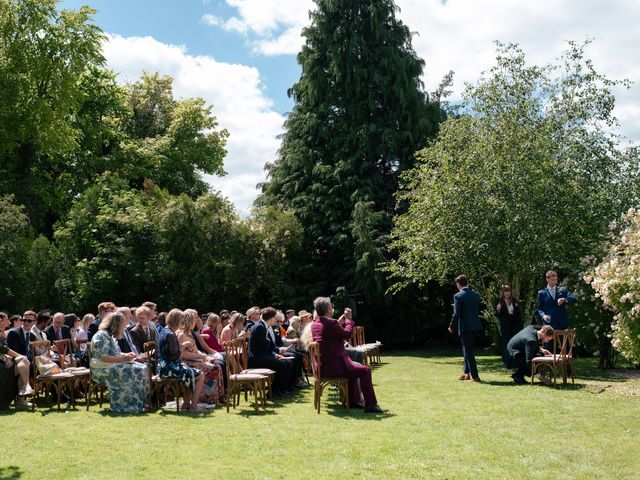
[351,326,382,366]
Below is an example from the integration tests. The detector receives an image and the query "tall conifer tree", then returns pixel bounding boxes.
[259,0,443,311]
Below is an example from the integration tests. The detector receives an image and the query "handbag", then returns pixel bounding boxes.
[35,354,62,376]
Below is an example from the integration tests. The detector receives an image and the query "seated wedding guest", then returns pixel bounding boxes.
[10,315,22,329]
[142,301,158,329]
[64,313,79,330]
[157,309,205,411]
[88,301,116,341]
[1,312,34,408]
[244,306,261,333]
[274,311,305,387]
[286,316,304,352]
[219,310,230,328]
[30,311,50,355]
[129,306,157,354]
[6,312,32,356]
[504,325,554,385]
[299,310,312,329]
[495,284,523,364]
[177,310,224,405]
[76,314,94,350]
[248,307,296,397]
[202,314,224,352]
[220,312,247,344]
[310,297,384,413]
[90,311,149,412]
[156,311,167,333]
[285,309,295,329]
[114,307,142,357]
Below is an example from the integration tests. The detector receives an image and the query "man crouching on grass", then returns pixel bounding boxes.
[504,325,554,385]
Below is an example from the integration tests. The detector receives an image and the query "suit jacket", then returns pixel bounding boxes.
[536,285,576,329]
[248,320,278,361]
[450,287,482,334]
[494,300,523,333]
[310,316,357,378]
[505,325,543,371]
[6,327,30,356]
[43,324,72,343]
[129,324,157,354]
[87,319,100,341]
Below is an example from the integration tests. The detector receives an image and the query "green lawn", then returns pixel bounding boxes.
[2,350,640,480]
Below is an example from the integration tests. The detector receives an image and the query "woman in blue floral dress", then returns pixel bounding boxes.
[91,312,149,413]
[158,309,205,411]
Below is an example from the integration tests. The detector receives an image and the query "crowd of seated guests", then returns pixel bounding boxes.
[0,298,379,412]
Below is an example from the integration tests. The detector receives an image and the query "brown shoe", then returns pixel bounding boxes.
[458,374,470,380]
[467,377,482,383]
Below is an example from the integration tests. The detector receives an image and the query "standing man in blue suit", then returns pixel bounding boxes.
[536,270,576,329]
[448,275,483,382]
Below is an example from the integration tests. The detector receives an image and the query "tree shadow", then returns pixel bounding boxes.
[0,466,22,480]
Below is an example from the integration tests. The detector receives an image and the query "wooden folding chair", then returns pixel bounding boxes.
[236,336,275,399]
[223,338,267,412]
[54,339,90,406]
[531,328,577,386]
[352,326,380,365]
[29,340,74,410]
[144,341,185,412]
[309,341,349,414]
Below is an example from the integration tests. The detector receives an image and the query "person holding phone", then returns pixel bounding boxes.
[309,297,384,413]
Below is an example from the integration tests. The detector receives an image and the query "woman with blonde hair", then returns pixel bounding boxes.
[157,309,205,411]
[177,309,224,405]
[201,313,224,352]
[219,312,246,344]
[90,311,149,412]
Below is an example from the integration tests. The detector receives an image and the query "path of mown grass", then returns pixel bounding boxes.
[2,350,639,480]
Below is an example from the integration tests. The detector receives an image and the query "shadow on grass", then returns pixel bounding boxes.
[0,466,22,480]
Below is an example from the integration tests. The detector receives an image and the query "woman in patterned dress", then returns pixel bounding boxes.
[90,312,149,413]
[157,309,205,411]
[177,310,224,405]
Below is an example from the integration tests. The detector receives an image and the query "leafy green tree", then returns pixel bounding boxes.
[0,195,31,311]
[22,235,61,311]
[388,42,640,319]
[120,72,229,198]
[54,175,156,311]
[258,0,442,316]
[0,0,104,233]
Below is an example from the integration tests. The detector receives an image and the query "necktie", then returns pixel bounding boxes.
[25,330,30,347]
[57,329,62,340]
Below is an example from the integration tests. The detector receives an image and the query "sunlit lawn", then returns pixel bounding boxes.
[2,349,640,480]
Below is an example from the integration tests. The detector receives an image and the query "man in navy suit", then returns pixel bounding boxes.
[536,270,576,329]
[448,275,483,382]
[6,318,30,356]
[248,307,295,397]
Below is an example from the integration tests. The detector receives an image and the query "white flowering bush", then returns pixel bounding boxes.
[590,208,640,365]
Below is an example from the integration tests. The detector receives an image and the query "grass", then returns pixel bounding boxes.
[2,349,640,480]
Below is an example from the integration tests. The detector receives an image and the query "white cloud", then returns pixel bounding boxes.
[103,34,284,216]
[208,0,640,143]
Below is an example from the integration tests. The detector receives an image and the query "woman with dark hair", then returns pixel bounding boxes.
[157,309,205,411]
[495,284,523,363]
[10,315,22,330]
[0,312,33,408]
[90,312,149,412]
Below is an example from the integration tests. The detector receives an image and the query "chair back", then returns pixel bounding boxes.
[53,339,75,368]
[352,326,366,347]
[552,329,576,357]
[29,340,51,375]
[143,341,158,379]
[237,337,251,371]
[308,341,322,380]
[223,339,244,377]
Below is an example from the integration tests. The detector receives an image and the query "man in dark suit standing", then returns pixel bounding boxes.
[505,325,554,384]
[536,270,576,329]
[248,307,295,397]
[448,275,483,382]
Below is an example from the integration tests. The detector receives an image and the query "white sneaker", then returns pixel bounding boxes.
[18,385,34,397]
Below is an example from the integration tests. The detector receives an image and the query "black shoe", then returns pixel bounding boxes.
[364,405,385,413]
[284,388,296,395]
[511,373,527,385]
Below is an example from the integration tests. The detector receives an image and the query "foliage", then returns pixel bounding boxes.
[258,0,443,323]
[0,0,105,232]
[0,195,31,311]
[590,208,640,365]
[22,235,61,311]
[387,41,640,318]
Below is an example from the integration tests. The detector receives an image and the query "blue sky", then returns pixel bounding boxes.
[59,0,640,215]
[60,0,299,115]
